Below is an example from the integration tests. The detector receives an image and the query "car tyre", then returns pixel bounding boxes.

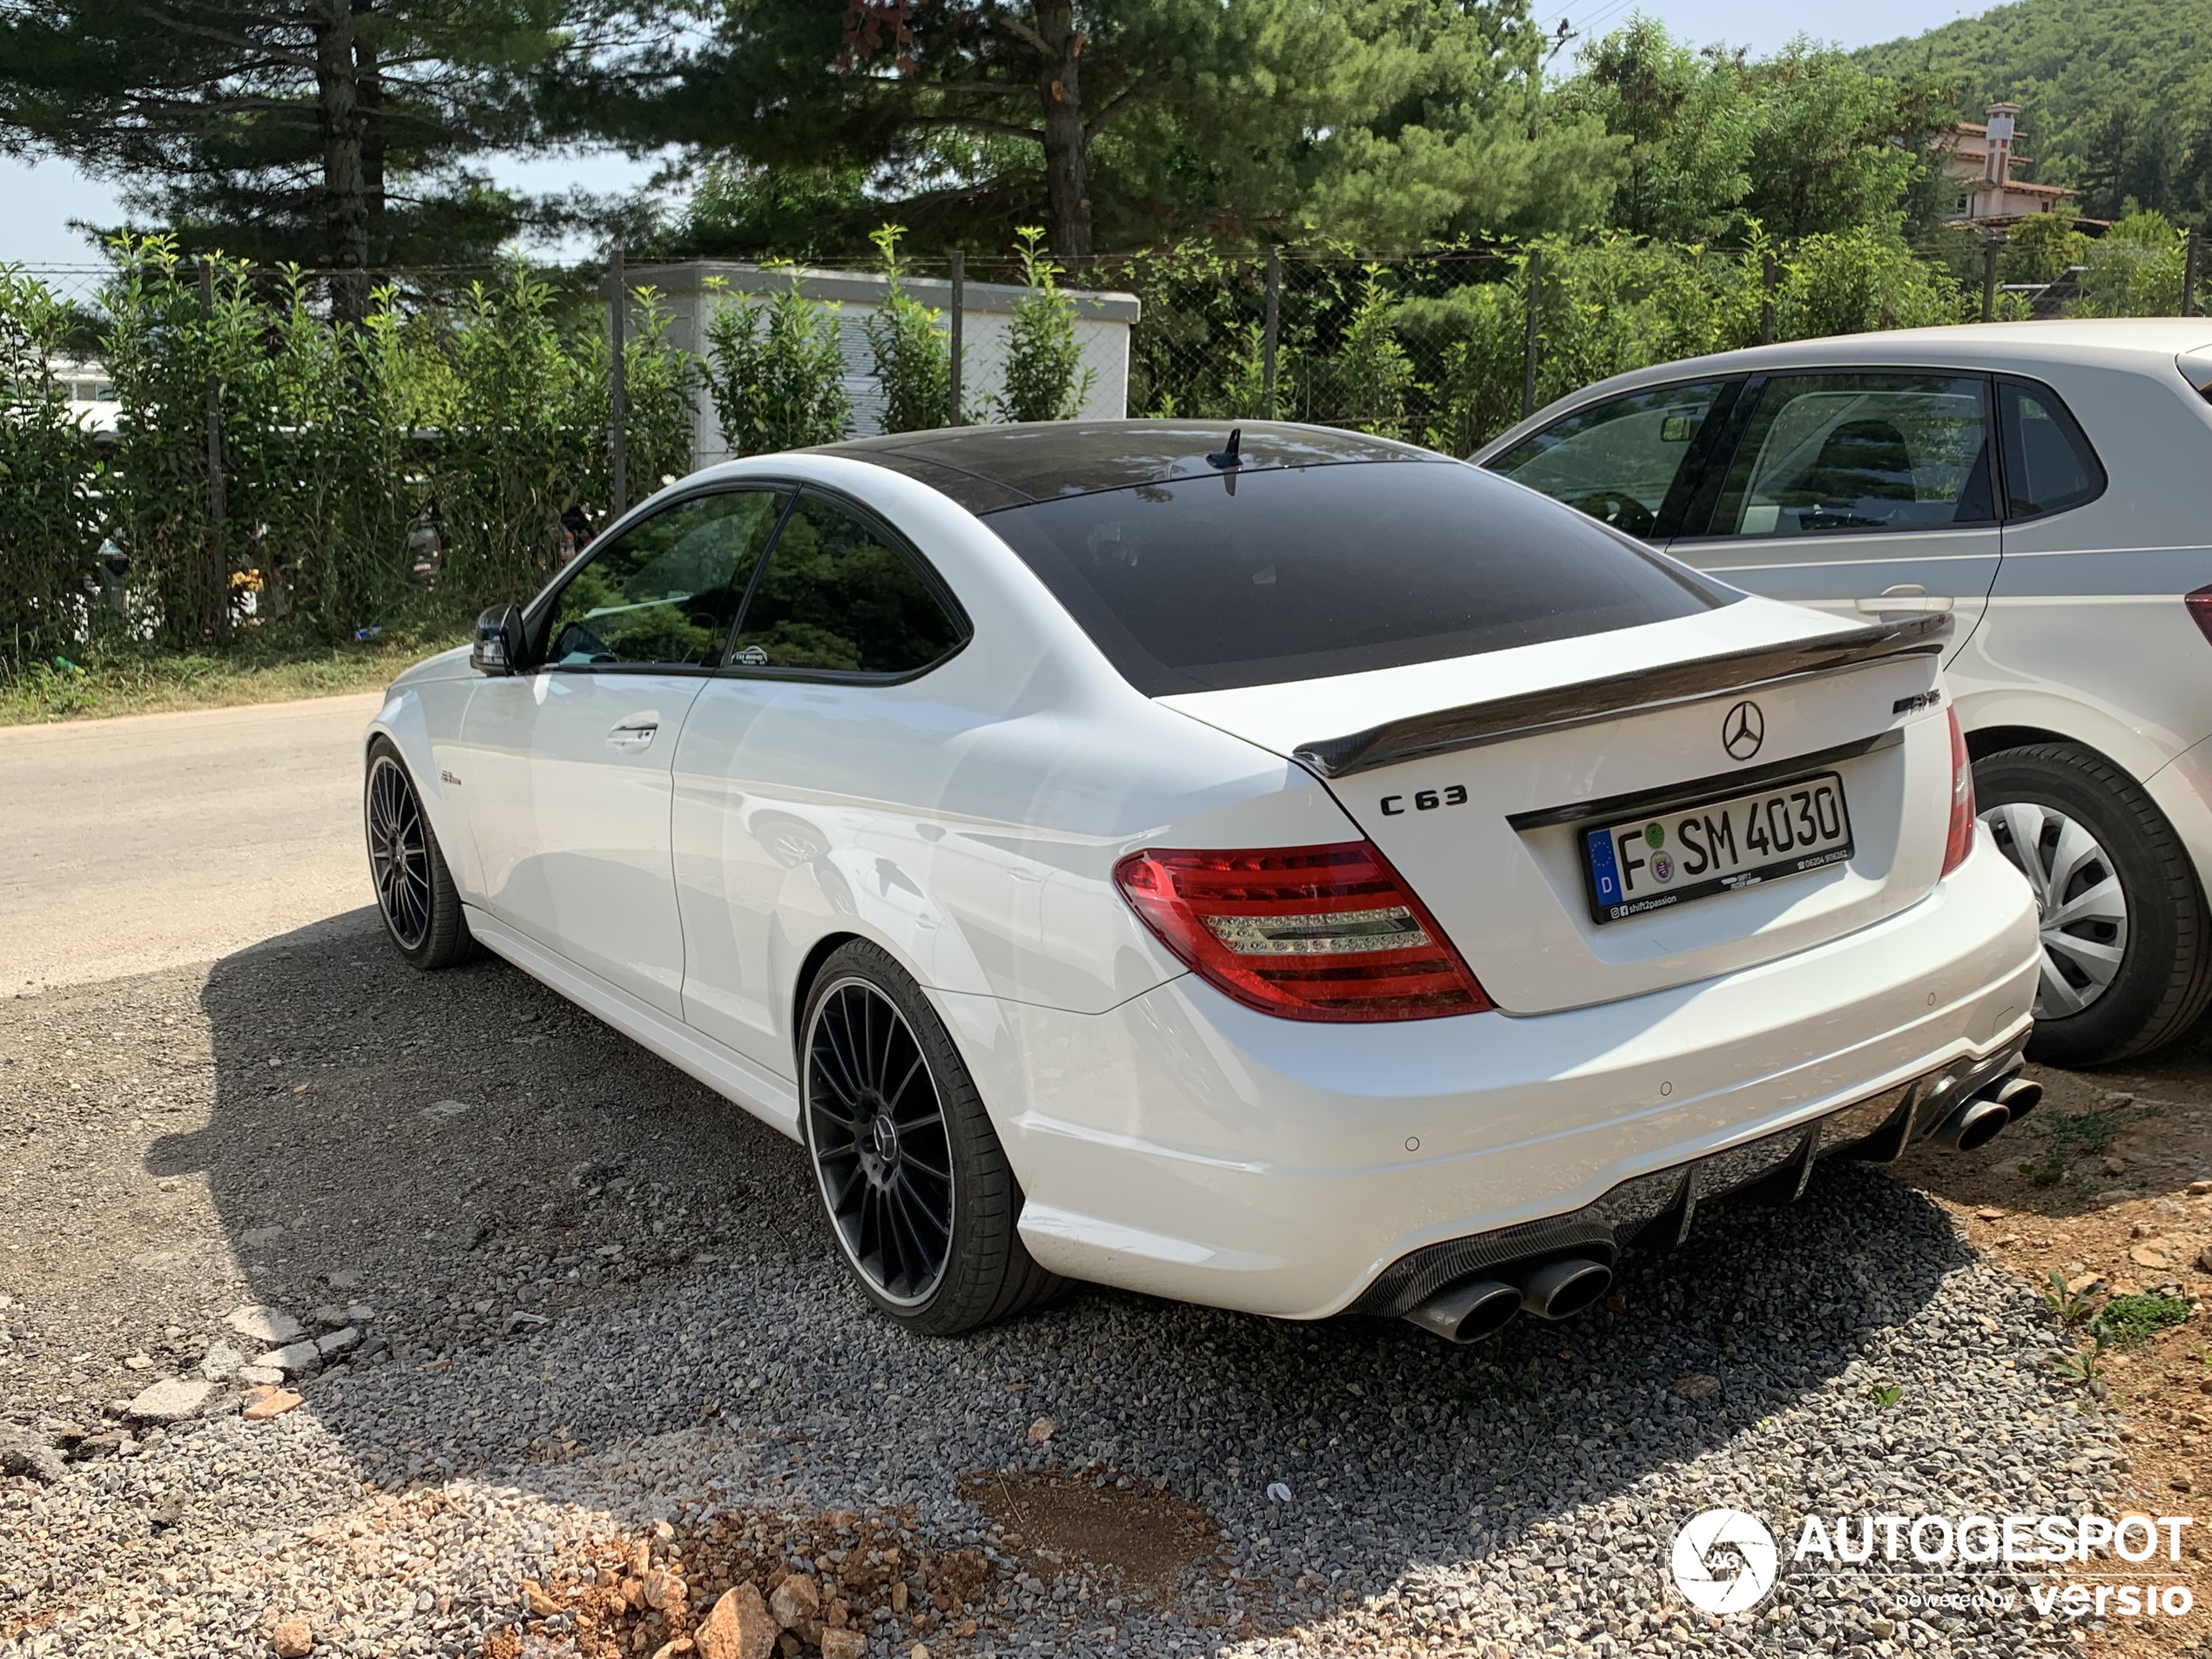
[1975,742,2212,1066]
[365,737,480,970]
[799,940,1064,1334]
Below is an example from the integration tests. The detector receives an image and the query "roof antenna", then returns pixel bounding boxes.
[1205,428,1243,470]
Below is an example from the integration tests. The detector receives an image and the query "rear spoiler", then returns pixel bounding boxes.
[1291,613,1951,780]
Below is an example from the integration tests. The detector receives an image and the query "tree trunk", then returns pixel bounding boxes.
[354,0,386,267]
[314,0,370,317]
[1031,0,1091,265]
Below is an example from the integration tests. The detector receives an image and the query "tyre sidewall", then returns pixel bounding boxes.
[1975,745,2204,1065]
[364,736,471,970]
[798,941,1022,1336]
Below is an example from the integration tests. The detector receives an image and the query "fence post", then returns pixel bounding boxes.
[2186,230,2201,318]
[1760,250,1778,345]
[199,260,227,637]
[948,252,965,427]
[1263,247,1280,420]
[1981,236,2002,322]
[1521,249,1541,421]
[608,250,628,518]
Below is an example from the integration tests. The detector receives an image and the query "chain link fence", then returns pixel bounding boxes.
[5,224,2207,676]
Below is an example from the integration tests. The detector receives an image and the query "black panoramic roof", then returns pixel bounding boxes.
[809,420,1443,514]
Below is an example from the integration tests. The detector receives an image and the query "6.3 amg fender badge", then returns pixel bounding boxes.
[1722,699,1764,761]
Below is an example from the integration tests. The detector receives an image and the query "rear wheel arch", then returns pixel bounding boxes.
[1964,723,2080,765]
[795,936,1066,1332]
[789,929,866,1076]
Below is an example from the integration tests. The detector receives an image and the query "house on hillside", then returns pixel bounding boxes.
[1937,102,2079,226]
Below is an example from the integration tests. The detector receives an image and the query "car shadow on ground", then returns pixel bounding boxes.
[149,911,2013,1643]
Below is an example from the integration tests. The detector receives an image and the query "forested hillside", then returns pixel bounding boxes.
[1858,0,2212,220]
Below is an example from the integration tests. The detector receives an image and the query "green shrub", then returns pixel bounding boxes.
[1321,266,1418,439]
[993,227,1096,423]
[101,239,254,644]
[2074,212,2188,318]
[432,262,604,606]
[703,267,851,455]
[863,226,951,434]
[0,266,102,674]
[1774,226,1969,338]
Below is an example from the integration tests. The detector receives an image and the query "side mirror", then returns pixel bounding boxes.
[472,604,525,676]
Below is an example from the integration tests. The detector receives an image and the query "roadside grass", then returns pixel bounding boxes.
[2094,1292,2195,1347]
[0,628,466,725]
[2016,1105,2152,1186]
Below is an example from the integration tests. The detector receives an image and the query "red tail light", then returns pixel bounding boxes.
[1111,840,1494,1022]
[2188,584,2212,647]
[1942,707,1977,876]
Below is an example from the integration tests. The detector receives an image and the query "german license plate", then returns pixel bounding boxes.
[1583,771,1853,923]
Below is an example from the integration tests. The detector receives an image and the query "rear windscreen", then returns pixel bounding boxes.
[982,460,1732,695]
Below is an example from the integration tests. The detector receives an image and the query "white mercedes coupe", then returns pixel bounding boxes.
[365,421,2041,1343]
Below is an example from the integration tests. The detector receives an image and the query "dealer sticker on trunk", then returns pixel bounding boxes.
[1583,770,1854,924]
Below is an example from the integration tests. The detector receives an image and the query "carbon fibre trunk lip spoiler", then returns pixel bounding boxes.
[1290,612,1952,781]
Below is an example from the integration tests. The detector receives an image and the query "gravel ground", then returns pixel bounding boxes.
[0,907,2128,1658]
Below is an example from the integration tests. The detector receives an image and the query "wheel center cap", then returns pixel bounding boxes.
[870,1113,900,1169]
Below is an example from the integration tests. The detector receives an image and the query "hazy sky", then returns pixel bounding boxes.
[2,0,1994,268]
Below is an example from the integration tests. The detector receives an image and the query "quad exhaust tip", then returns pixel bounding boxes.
[1930,1069,2040,1152]
[1403,1278,1522,1345]
[1932,1096,2011,1151]
[1403,1255,1615,1342]
[1399,1062,2040,1345]
[1995,1076,2042,1124]
[1515,1257,1613,1321]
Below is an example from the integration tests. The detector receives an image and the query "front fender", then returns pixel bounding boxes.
[367,678,482,898]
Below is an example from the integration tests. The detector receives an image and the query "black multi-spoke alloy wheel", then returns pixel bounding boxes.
[364,738,478,970]
[799,941,1063,1333]
[1975,743,2212,1066]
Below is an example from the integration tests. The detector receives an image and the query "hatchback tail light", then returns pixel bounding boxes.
[1111,841,1494,1022]
[1942,707,1977,876]
[2187,583,2212,647]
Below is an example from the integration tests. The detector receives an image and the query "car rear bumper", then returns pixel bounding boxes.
[933,833,2039,1319]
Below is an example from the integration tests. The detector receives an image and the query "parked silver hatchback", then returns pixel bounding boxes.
[1476,319,2212,1064]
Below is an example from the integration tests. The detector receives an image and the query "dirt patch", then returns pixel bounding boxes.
[959,1468,1220,1604]
[523,1501,995,1657]
[1897,1053,2212,1656]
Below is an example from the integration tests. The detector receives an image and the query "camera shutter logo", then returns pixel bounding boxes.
[1671,1507,1779,1614]
[1722,700,1765,761]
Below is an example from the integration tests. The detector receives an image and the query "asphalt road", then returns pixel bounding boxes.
[0,692,382,993]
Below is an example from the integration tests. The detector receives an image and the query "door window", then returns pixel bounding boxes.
[1487,381,1732,539]
[1702,374,1994,537]
[727,492,967,676]
[539,489,788,668]
[1998,380,2105,519]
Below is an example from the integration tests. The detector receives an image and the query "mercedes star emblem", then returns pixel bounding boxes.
[1723,699,1764,760]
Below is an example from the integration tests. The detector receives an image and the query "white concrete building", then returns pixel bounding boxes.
[624,261,1140,472]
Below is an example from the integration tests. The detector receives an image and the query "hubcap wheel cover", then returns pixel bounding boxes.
[804,979,954,1306]
[1979,799,2129,1018]
[366,755,433,952]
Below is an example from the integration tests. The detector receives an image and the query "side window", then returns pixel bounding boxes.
[1999,380,2105,519]
[540,489,787,669]
[1487,381,1732,539]
[728,493,967,677]
[1703,374,1994,537]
